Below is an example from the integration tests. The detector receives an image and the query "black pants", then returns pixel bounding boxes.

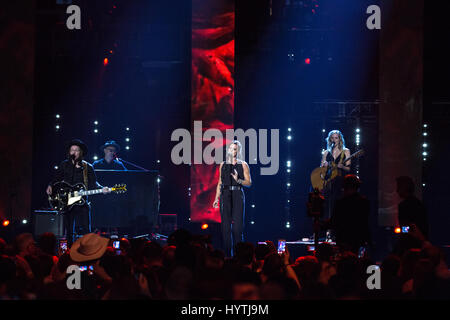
[64,204,91,246]
[220,189,245,257]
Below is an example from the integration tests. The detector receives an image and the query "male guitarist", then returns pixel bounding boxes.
[320,130,351,224]
[46,139,110,246]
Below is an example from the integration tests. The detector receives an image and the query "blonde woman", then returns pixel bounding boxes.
[213,141,252,256]
[320,130,351,220]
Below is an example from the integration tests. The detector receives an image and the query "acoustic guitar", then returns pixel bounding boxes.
[310,149,364,191]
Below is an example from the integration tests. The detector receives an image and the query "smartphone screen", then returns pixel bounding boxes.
[79,265,94,275]
[59,240,68,255]
[113,241,120,249]
[277,239,286,254]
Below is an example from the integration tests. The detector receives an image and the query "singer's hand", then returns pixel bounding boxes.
[213,199,219,208]
[337,163,344,169]
[102,187,111,194]
[321,161,329,167]
[231,169,238,182]
[46,185,52,196]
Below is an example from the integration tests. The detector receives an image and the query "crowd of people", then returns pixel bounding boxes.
[0,224,449,300]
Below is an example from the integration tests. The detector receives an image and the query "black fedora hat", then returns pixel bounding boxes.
[66,139,88,156]
[100,140,121,152]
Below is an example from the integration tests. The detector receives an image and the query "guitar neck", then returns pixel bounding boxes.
[78,188,104,196]
[342,151,362,164]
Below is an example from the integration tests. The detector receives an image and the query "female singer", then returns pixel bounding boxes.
[213,140,252,256]
[321,130,351,220]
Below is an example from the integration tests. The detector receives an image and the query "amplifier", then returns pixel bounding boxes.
[33,210,64,238]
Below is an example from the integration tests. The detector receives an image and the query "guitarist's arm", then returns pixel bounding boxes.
[337,148,351,172]
[46,161,65,195]
[320,151,329,167]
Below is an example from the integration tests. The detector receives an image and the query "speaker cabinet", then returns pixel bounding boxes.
[33,210,64,238]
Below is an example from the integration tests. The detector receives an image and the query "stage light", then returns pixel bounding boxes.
[56,114,60,119]
[423,158,427,161]
[288,128,292,132]
[157,160,160,163]
[94,121,98,125]
[103,58,109,66]
[422,152,427,156]
[286,222,291,228]
[93,156,98,160]
[286,183,291,187]
[22,219,27,224]
[286,161,291,167]
[322,129,326,133]
[423,132,427,136]
[125,146,130,150]
[126,138,130,142]
[287,135,292,140]
[423,183,426,187]
[305,58,311,64]
[201,223,209,230]
[250,221,255,225]
[287,169,291,173]
[423,124,428,128]
[394,227,401,234]
[356,128,360,133]
[54,166,58,170]
[94,129,98,133]
[251,204,255,208]
[126,127,130,131]
[157,178,161,183]
[55,125,60,130]
[2,220,10,227]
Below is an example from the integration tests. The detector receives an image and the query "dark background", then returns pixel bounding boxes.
[0,0,448,262]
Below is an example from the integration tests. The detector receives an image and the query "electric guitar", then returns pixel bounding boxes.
[310,149,364,191]
[48,181,127,212]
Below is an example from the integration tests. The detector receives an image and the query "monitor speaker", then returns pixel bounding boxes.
[33,210,64,238]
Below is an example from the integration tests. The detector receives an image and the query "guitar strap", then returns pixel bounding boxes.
[82,160,89,188]
[338,151,346,176]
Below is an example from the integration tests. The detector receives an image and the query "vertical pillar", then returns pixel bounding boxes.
[378,0,423,226]
[190,0,235,223]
